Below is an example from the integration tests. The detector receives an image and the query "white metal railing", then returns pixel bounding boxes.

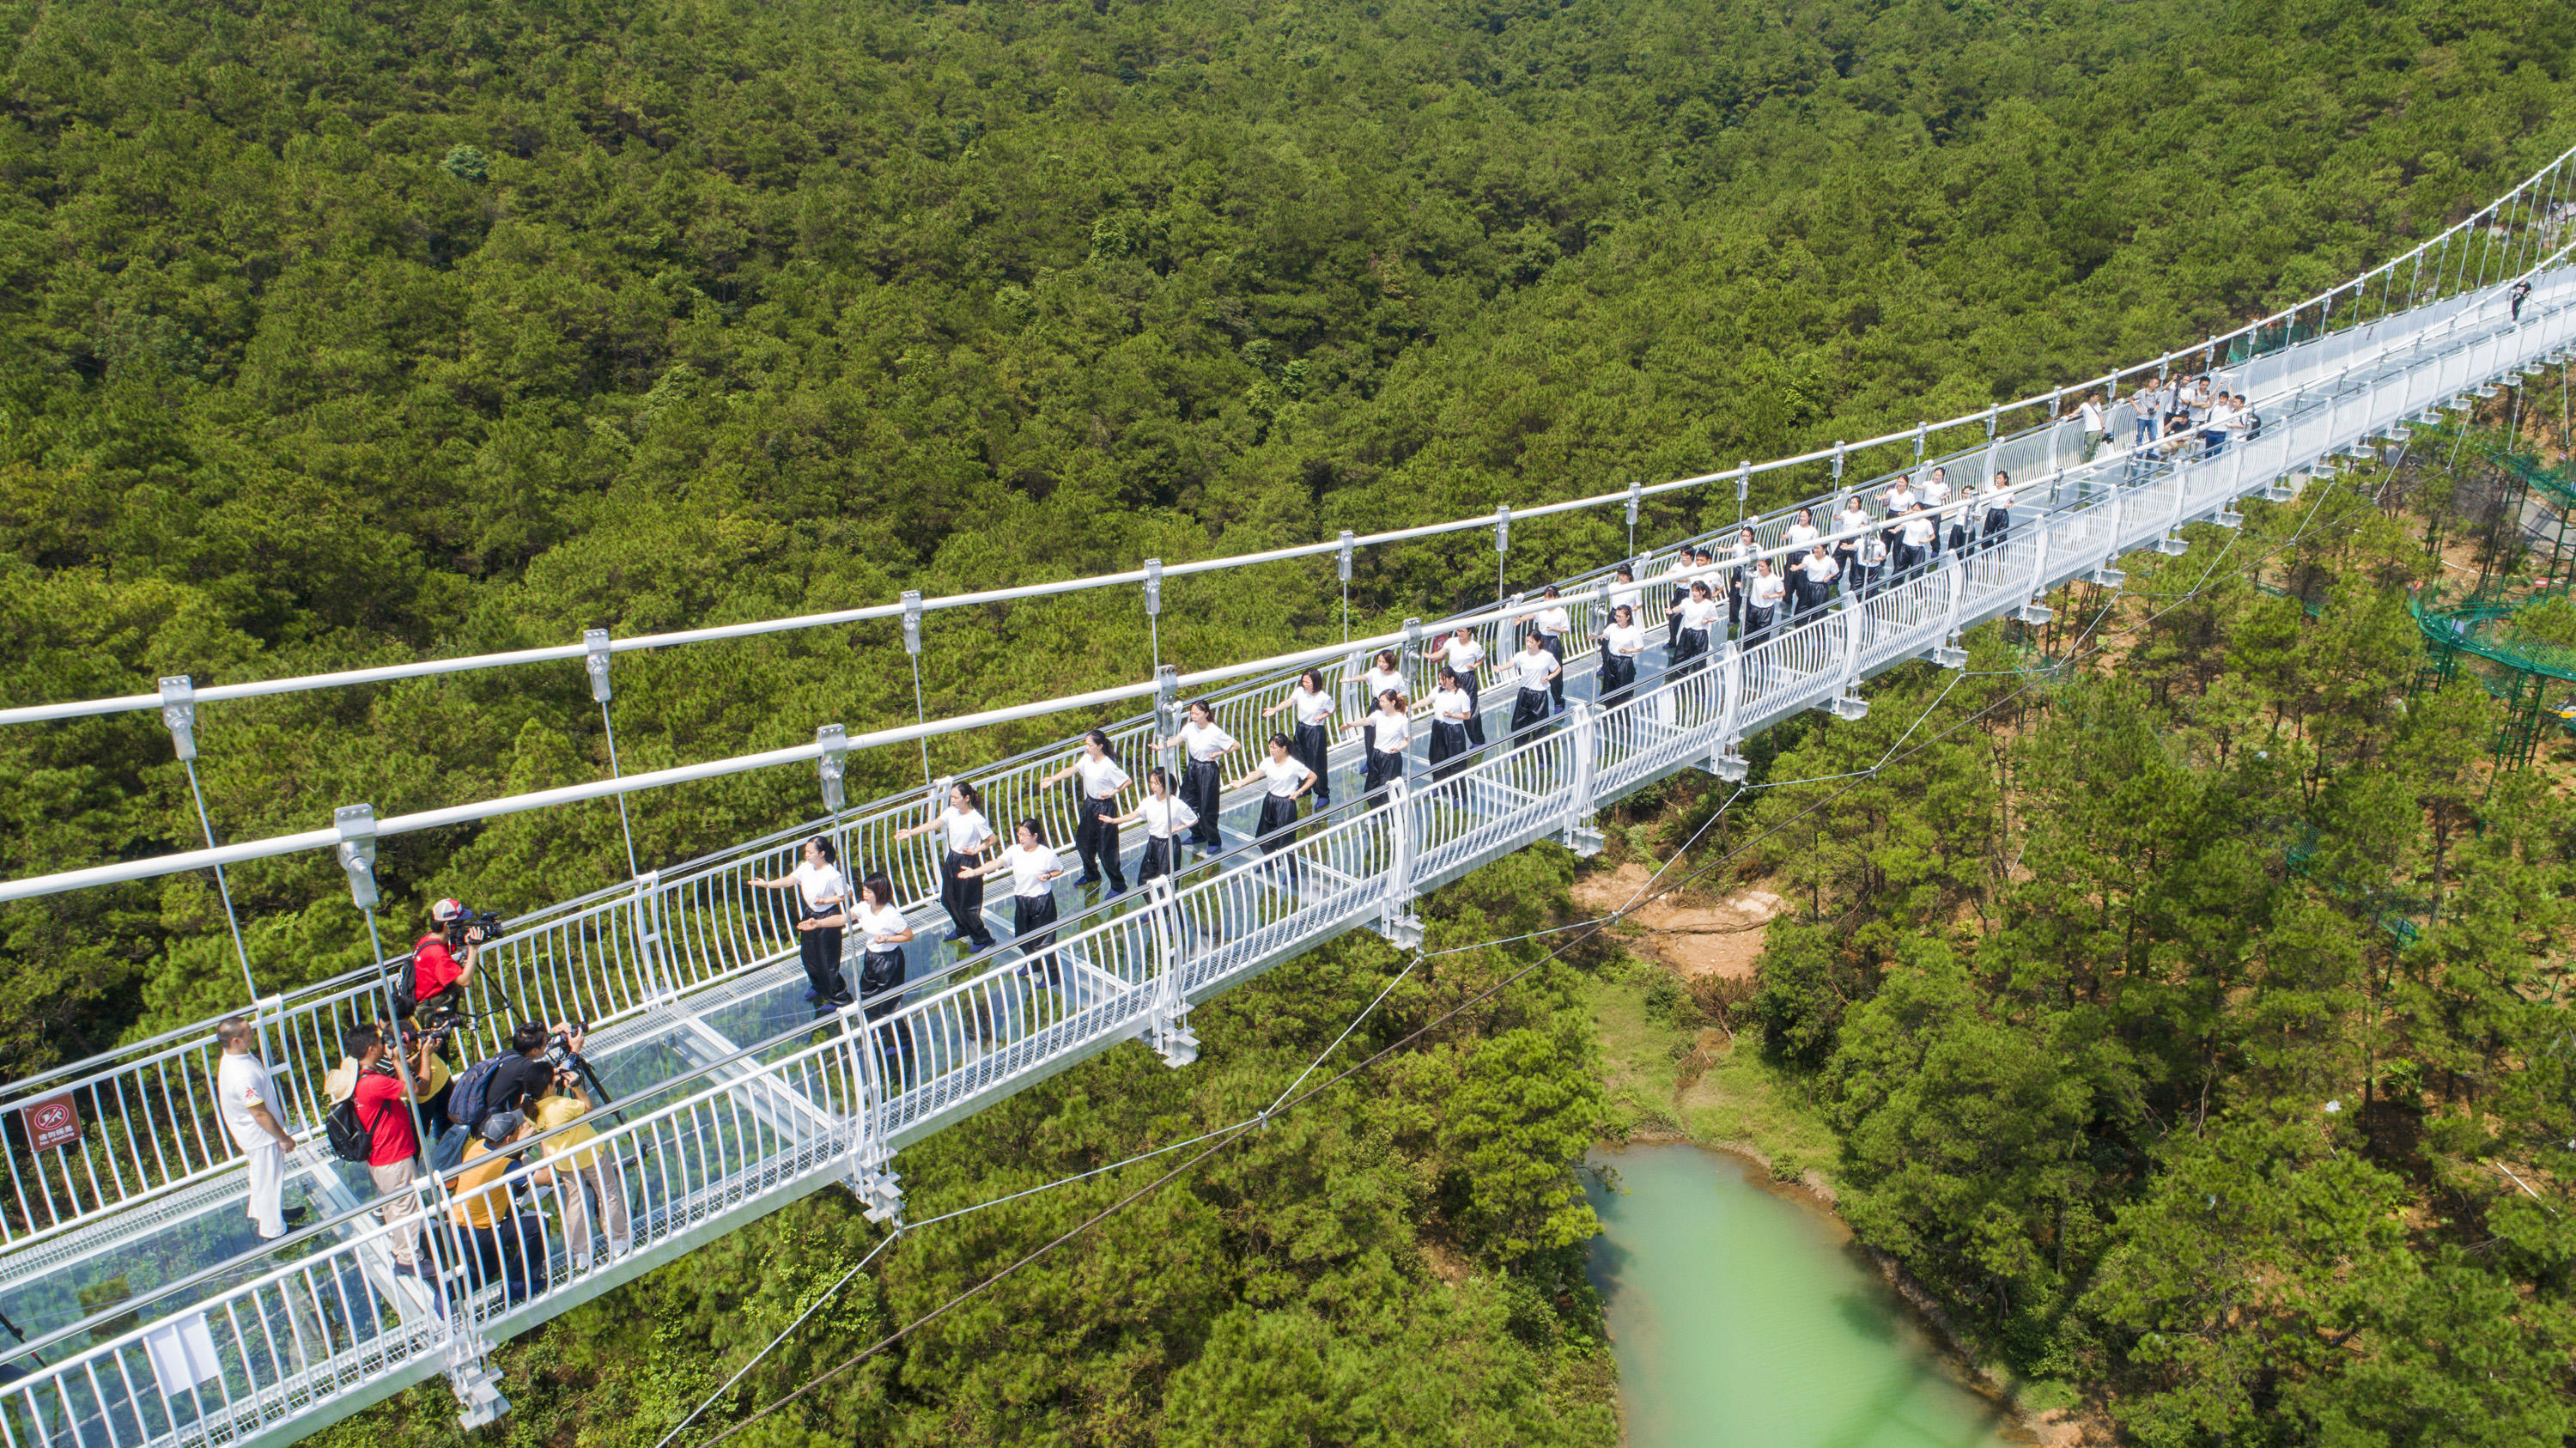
[3,264,2569,1448]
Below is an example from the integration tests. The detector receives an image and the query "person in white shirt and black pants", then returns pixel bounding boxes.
[1264,669,1340,808]
[1039,729,1132,897]
[1157,699,1239,858]
[893,785,998,955]
[1420,628,1487,748]
[751,836,850,1002]
[1668,580,1720,675]
[1743,559,1786,646]
[1425,667,1477,780]
[1109,768,1198,888]
[1595,605,1646,709]
[804,874,914,1074]
[958,819,1069,991]
[1535,585,1573,712]
[1352,649,1409,760]
[1345,690,1411,806]
[1979,472,2015,554]
[1504,631,1561,738]
[1229,734,1317,857]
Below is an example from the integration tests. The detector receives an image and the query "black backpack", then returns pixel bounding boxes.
[448,1055,508,1131]
[2243,411,2263,440]
[325,1094,375,1163]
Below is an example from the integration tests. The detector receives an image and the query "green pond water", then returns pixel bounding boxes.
[1584,1144,2028,1448]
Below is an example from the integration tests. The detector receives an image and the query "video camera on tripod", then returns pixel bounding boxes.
[440,905,505,946]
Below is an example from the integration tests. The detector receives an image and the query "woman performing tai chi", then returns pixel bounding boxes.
[1036,729,1131,898]
[1504,630,1561,738]
[1422,625,1488,746]
[956,819,1069,992]
[1107,767,1198,888]
[1155,699,1238,860]
[892,784,997,955]
[799,874,914,1069]
[751,836,848,1004]
[1227,734,1317,857]
[1595,604,1646,709]
[1668,580,1720,676]
[1262,669,1340,809]
[1353,650,1408,757]
[1426,666,1477,781]
[1344,689,1412,805]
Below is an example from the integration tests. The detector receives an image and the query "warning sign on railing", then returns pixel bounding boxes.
[24,1093,79,1150]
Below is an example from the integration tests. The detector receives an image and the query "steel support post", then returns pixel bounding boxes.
[1558,702,1603,857]
[1140,877,1199,1067]
[1374,778,1424,949]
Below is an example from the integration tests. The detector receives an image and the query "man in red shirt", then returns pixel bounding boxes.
[409,898,488,1018]
[346,1023,439,1280]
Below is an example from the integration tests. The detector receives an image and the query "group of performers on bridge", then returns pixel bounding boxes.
[829,469,2026,996]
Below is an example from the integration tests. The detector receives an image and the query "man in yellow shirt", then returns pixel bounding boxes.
[529,1071,630,1271]
[446,1110,545,1307]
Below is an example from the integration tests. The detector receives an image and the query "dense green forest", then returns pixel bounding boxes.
[4,0,2575,1439]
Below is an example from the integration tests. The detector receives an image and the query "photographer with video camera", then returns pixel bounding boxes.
[447,1110,549,1307]
[405,897,498,1022]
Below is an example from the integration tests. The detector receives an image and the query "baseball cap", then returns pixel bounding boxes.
[432,899,467,922]
[480,1110,526,1145]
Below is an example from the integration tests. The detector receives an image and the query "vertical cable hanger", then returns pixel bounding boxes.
[1493,505,1510,607]
[583,631,641,879]
[1338,530,1354,645]
[160,676,257,1002]
[1145,559,1164,679]
[902,592,932,791]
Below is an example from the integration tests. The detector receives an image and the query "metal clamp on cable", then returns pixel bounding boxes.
[901,591,924,656]
[335,804,380,910]
[584,629,614,703]
[817,725,849,812]
[159,676,197,761]
[1144,558,1163,617]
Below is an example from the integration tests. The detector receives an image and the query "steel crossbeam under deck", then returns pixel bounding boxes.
[0,266,2569,1448]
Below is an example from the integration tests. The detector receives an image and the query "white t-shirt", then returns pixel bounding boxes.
[1834,508,1869,540]
[1985,488,2015,514]
[1140,794,1199,839]
[1506,648,1557,690]
[1601,624,1646,657]
[938,806,993,855]
[1884,485,1917,514]
[1073,754,1131,798]
[1291,686,1335,727]
[1440,637,1485,676]
[1537,605,1571,638]
[1678,596,1722,630]
[1901,516,1935,547]
[1783,520,1820,548]
[1800,553,1840,585]
[1919,478,1950,509]
[217,1053,280,1155]
[853,901,908,952]
[1609,581,1643,613]
[1372,710,1411,754]
[1859,535,1889,565]
[1361,666,1406,707]
[1001,843,1060,898]
[1431,685,1473,721]
[1258,755,1313,798]
[1749,575,1788,610]
[2080,399,2105,429]
[1177,721,1236,764]
[1939,488,1971,522]
[790,859,848,910]
[2209,401,2238,434]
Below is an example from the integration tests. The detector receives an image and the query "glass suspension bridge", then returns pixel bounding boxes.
[2,144,2574,1448]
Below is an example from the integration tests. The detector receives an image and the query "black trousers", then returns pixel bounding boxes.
[1459,676,1486,745]
[1181,760,1224,850]
[1139,835,1181,885]
[798,902,848,1004]
[1599,654,1637,709]
[1540,635,1567,708]
[1428,719,1471,780]
[1743,606,1776,648]
[1255,793,1301,856]
[1674,627,1710,677]
[1981,508,2010,552]
[860,947,911,1078]
[1668,588,1690,648]
[1510,686,1552,738]
[1013,891,1061,988]
[1291,721,1333,806]
[940,851,993,948]
[1364,747,1405,804]
[1945,520,1968,554]
[1075,794,1127,891]
[1892,544,1925,578]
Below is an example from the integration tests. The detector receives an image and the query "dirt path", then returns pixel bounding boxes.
[1573,862,1783,979]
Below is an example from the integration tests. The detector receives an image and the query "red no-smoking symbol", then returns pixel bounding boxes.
[24,1095,80,1150]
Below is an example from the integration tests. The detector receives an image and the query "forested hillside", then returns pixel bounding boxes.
[4,0,2575,1441]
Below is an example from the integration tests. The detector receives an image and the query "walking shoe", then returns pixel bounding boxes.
[802,988,819,1001]
[943,928,964,943]
[1075,873,1103,888]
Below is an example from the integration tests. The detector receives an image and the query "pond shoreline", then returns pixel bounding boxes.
[1600,1129,2081,1447]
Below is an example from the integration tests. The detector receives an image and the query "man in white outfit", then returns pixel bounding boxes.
[216,1016,309,1239]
